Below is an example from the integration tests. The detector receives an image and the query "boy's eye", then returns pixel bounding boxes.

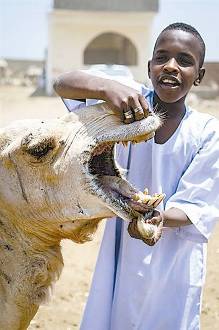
[153,55,167,63]
[177,55,194,66]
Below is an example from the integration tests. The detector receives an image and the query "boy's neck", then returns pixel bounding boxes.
[153,93,186,119]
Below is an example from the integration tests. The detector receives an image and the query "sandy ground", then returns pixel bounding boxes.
[0,85,219,329]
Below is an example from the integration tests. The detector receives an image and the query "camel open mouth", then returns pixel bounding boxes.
[87,138,156,222]
[82,112,164,222]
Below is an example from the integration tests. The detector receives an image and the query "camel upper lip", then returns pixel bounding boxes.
[85,114,161,180]
[159,74,181,86]
[97,113,160,144]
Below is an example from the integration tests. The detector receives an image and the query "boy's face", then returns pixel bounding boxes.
[148,29,205,103]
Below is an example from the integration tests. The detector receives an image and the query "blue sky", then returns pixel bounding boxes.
[1,0,219,61]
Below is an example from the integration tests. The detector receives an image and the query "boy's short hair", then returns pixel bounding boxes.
[155,22,206,67]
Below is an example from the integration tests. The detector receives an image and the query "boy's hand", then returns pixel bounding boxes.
[128,210,164,246]
[146,209,164,226]
[102,80,150,124]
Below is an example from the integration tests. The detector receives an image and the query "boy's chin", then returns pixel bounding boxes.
[155,90,186,104]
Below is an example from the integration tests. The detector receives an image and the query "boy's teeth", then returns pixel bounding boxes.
[163,78,174,84]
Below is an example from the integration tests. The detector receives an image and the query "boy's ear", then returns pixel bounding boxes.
[194,67,205,86]
[148,60,151,79]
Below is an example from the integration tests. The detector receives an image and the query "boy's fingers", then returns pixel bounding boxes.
[129,96,145,121]
[123,108,135,124]
[128,219,141,239]
[107,102,124,121]
[113,93,150,124]
[139,95,150,117]
[133,106,145,121]
[146,215,162,226]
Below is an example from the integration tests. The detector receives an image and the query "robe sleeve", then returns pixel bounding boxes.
[61,70,107,112]
[62,98,86,112]
[165,117,219,243]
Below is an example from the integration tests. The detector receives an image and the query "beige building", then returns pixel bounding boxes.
[46,0,159,94]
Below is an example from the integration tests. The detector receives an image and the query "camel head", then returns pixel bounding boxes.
[0,103,162,330]
[0,103,161,244]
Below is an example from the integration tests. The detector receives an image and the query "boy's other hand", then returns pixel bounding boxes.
[128,210,164,246]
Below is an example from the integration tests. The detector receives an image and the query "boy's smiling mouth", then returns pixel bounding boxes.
[159,75,181,89]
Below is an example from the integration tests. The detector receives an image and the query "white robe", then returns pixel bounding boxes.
[63,86,219,330]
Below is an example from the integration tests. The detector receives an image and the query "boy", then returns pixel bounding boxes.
[54,23,219,330]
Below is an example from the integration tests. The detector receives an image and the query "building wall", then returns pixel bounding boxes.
[47,10,156,94]
[83,32,138,66]
[54,0,158,12]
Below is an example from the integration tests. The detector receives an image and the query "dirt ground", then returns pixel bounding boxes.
[0,86,219,329]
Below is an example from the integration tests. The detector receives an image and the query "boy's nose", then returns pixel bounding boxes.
[163,58,179,73]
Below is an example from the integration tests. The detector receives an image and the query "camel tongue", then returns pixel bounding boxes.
[126,199,153,214]
[99,176,136,198]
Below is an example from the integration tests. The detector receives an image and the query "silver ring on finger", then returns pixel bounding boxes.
[133,106,144,115]
[123,109,133,119]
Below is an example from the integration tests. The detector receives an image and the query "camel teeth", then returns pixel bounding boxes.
[138,191,147,200]
[132,193,140,201]
[132,189,165,208]
[143,188,149,195]
[153,194,166,208]
[147,196,158,206]
[133,192,151,204]
[141,195,152,204]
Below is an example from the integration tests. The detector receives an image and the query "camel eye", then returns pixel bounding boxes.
[22,134,57,162]
[27,141,55,160]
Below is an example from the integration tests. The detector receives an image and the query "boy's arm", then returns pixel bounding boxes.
[53,70,108,100]
[53,70,149,121]
[141,207,191,228]
[127,208,191,246]
[162,207,191,227]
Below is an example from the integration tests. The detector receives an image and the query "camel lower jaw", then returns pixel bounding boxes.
[91,175,153,222]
